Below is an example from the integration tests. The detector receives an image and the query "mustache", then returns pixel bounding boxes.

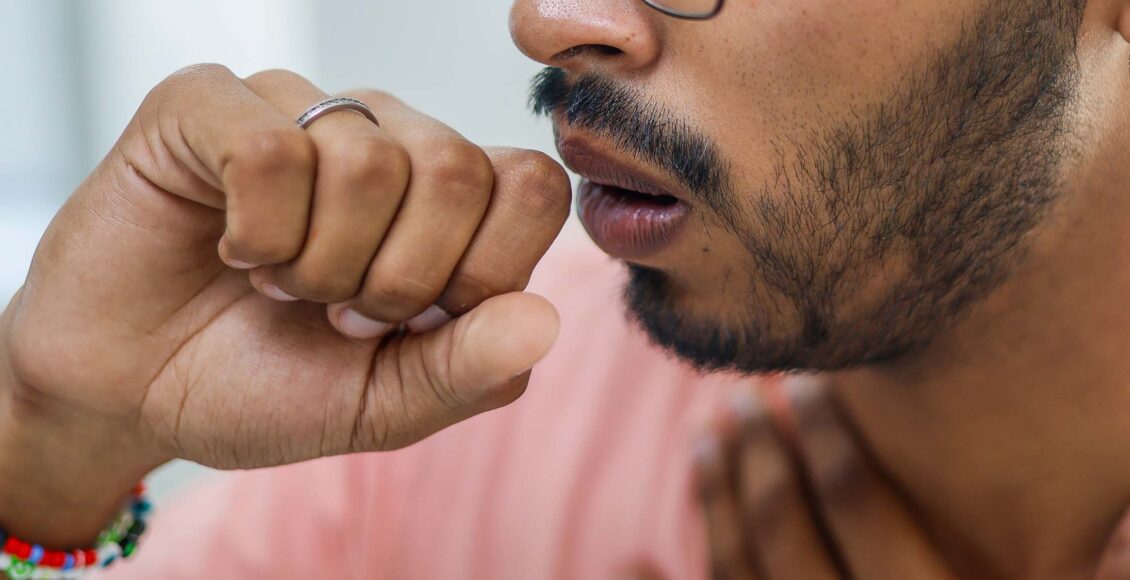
[528,67,731,204]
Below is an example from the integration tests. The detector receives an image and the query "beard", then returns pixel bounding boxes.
[533,0,1087,375]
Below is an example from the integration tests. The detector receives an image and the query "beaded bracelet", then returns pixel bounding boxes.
[0,483,152,580]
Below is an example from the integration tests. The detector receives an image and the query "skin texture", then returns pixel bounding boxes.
[528,0,1085,373]
[511,0,1130,578]
[0,1,1127,579]
[0,65,570,547]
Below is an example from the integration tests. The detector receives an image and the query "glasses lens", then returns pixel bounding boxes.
[644,0,720,18]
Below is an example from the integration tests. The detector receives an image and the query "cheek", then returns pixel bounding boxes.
[750,0,979,83]
[658,0,982,180]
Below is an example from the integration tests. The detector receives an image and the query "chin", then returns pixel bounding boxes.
[622,264,923,375]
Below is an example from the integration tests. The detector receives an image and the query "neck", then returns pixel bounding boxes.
[831,95,1130,579]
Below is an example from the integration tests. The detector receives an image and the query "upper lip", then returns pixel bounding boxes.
[555,129,688,204]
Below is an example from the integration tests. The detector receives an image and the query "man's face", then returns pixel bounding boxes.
[511,0,1087,373]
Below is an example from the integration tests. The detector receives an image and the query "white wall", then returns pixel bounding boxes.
[0,0,85,196]
[75,0,321,168]
[2,0,570,303]
[315,0,557,154]
[1,0,572,501]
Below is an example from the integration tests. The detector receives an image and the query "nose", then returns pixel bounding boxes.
[510,0,662,75]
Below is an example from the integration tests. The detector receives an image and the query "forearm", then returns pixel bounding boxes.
[0,299,160,549]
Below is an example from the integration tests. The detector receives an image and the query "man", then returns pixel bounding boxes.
[1,0,1129,578]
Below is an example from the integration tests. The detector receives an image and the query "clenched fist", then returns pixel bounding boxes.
[0,65,570,546]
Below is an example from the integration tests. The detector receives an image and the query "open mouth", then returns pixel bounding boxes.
[555,133,693,260]
[599,183,682,206]
[577,180,690,260]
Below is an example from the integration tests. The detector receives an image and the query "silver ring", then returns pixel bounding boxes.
[295,97,380,129]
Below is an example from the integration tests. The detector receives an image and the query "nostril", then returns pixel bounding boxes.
[556,44,624,62]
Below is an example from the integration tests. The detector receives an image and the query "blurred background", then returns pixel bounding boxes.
[0,0,573,501]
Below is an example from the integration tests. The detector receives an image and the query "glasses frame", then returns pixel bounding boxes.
[642,0,724,20]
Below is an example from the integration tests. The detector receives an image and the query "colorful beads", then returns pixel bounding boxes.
[0,482,151,579]
[6,557,35,579]
[96,543,121,568]
[31,566,63,579]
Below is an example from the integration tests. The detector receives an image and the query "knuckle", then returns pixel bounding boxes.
[243,68,306,87]
[334,137,410,189]
[230,126,317,177]
[341,88,396,108]
[7,324,48,390]
[505,150,572,223]
[362,274,440,320]
[162,63,235,89]
[148,63,235,106]
[418,140,495,195]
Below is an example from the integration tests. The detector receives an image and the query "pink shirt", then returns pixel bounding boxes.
[101,239,1130,579]
[107,239,750,580]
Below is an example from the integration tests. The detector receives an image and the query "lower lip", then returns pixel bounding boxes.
[578,180,690,260]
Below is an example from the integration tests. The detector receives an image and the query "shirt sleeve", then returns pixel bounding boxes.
[98,457,362,580]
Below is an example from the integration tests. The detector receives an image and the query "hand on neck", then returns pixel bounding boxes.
[829,58,1130,580]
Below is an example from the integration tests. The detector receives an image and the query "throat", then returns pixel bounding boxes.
[830,326,1130,579]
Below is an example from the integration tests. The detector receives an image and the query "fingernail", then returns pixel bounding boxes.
[338,308,393,340]
[260,284,299,302]
[405,305,452,334]
[508,367,534,382]
[729,390,760,423]
[227,259,258,270]
[693,436,720,469]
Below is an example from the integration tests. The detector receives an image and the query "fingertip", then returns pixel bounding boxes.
[513,293,561,363]
[248,268,299,302]
[406,305,453,334]
[693,434,724,496]
[453,292,560,398]
[618,559,668,580]
[328,302,394,340]
[217,237,258,270]
[228,258,259,270]
[472,292,559,360]
[261,283,300,302]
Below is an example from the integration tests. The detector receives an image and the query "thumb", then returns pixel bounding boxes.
[358,291,559,451]
[442,291,561,403]
[619,559,669,580]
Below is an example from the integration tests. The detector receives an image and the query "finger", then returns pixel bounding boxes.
[335,90,494,332]
[1096,509,1130,580]
[695,432,762,580]
[781,377,958,580]
[241,70,410,306]
[352,291,558,451]
[728,389,845,580]
[619,559,670,580]
[145,64,317,268]
[434,147,572,317]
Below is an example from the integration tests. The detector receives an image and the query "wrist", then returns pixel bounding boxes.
[0,304,164,549]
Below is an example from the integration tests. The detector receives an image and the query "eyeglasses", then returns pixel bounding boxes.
[642,0,724,20]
